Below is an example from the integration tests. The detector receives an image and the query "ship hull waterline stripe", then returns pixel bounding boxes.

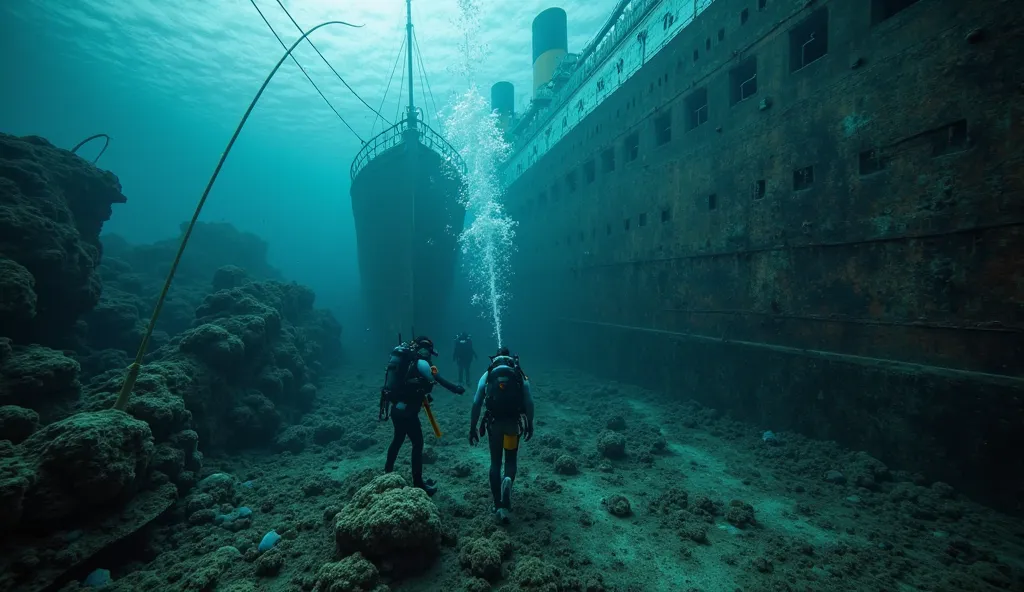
[557,317,1024,388]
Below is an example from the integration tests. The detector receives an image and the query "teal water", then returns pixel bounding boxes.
[0,0,613,331]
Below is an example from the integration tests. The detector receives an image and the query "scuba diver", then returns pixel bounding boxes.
[468,347,534,523]
[380,336,465,496]
[453,332,478,385]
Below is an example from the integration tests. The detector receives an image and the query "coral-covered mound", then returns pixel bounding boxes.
[0,341,81,420]
[84,273,341,451]
[335,474,443,569]
[88,223,284,350]
[0,410,153,530]
[0,133,127,345]
[314,553,389,592]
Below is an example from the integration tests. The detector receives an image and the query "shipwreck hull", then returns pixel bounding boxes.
[500,0,1024,513]
[351,126,466,344]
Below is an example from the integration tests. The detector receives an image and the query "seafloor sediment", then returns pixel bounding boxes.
[51,361,1023,592]
[2,131,1021,591]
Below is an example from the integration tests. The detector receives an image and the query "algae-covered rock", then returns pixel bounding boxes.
[0,133,127,344]
[0,405,40,443]
[179,323,245,370]
[334,474,442,569]
[18,409,154,524]
[0,257,37,327]
[0,344,80,411]
[212,265,249,292]
[314,552,389,592]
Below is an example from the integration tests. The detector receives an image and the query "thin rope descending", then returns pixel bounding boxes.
[394,48,406,124]
[70,133,110,165]
[415,41,431,128]
[250,0,362,142]
[112,19,362,412]
[273,0,390,126]
[412,30,442,130]
[371,36,406,138]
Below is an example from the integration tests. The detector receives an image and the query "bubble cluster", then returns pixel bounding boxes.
[443,85,515,346]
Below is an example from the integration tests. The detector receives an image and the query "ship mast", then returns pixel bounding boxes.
[405,0,417,129]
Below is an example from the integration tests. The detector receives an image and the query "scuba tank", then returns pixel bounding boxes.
[379,333,413,420]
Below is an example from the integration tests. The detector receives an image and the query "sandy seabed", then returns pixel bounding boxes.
[92,362,1024,592]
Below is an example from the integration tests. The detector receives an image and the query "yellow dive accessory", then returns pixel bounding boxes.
[423,396,442,438]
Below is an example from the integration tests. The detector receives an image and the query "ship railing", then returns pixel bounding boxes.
[350,119,467,181]
[507,0,715,156]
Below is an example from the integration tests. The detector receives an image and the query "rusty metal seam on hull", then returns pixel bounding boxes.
[571,220,1024,270]
[558,317,1024,388]
[657,309,1022,334]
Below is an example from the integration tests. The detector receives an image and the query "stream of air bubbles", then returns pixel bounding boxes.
[442,0,516,347]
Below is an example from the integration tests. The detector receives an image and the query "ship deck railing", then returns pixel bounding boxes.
[506,0,715,161]
[351,118,467,181]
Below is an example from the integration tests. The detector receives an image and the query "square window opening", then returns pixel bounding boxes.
[693,49,699,61]
[718,29,725,41]
[655,111,672,146]
[752,179,766,200]
[625,132,640,162]
[685,87,709,131]
[584,159,596,184]
[661,208,672,222]
[793,165,815,191]
[705,38,712,50]
[741,8,749,24]
[729,56,758,105]
[708,194,718,211]
[624,218,631,231]
[758,0,767,10]
[859,149,890,175]
[566,170,578,193]
[639,212,648,227]
[932,120,968,156]
[871,0,920,25]
[789,7,829,72]
[601,147,616,173]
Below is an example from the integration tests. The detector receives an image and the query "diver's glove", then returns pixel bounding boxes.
[469,427,479,446]
[435,374,464,394]
[426,394,434,404]
[523,420,534,442]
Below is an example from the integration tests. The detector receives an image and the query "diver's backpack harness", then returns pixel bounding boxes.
[378,341,433,421]
[482,354,528,423]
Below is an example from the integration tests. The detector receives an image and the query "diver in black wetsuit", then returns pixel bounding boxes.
[453,332,477,385]
[380,336,465,496]
[468,347,535,523]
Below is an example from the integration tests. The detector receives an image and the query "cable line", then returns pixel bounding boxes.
[371,35,406,138]
[249,0,362,141]
[412,30,441,128]
[274,0,391,126]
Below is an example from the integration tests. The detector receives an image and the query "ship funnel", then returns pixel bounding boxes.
[491,82,515,131]
[532,7,568,96]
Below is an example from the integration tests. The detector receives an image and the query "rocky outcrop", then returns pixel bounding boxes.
[84,274,340,451]
[334,474,442,572]
[0,410,154,530]
[0,342,81,421]
[0,133,126,346]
